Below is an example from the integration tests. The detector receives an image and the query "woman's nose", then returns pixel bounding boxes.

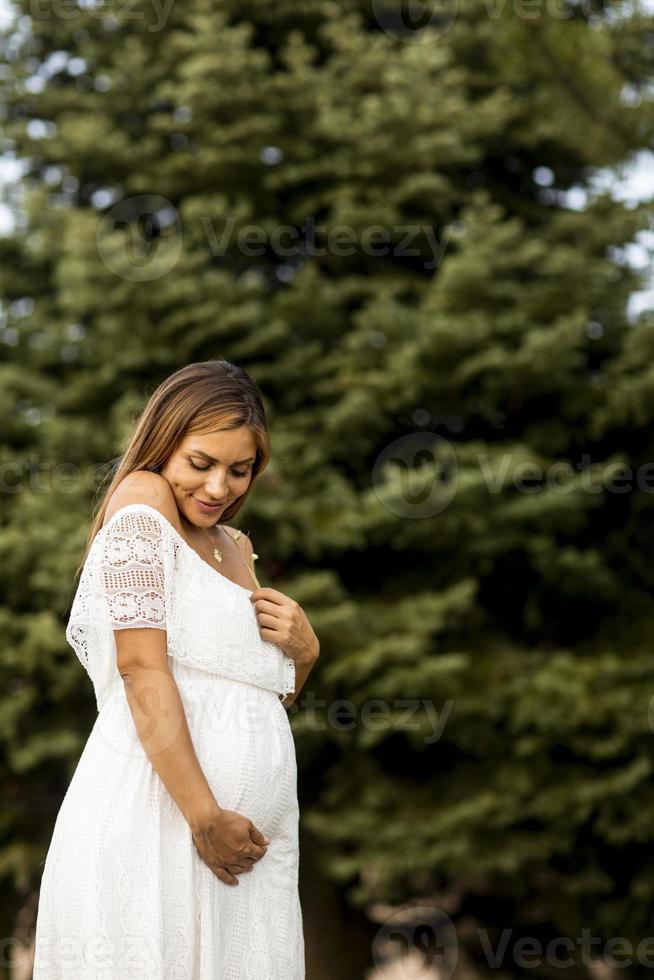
[204,473,228,499]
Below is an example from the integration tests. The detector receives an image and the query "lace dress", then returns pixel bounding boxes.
[32,502,304,979]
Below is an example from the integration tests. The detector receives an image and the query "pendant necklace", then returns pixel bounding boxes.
[201,523,260,588]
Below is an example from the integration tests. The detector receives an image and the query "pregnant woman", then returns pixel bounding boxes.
[33,359,319,978]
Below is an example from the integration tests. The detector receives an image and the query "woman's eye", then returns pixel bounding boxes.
[189,460,248,478]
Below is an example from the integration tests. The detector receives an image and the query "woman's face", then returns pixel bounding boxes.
[159,426,257,528]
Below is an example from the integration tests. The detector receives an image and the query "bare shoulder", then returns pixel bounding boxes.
[223,523,254,559]
[103,470,182,533]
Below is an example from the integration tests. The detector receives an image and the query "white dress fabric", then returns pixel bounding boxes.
[33,502,303,979]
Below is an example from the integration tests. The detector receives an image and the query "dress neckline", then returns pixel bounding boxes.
[99,502,256,597]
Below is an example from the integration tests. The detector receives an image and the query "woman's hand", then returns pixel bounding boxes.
[191,804,270,887]
[249,588,320,665]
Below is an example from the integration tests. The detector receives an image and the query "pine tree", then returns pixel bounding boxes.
[1,0,652,975]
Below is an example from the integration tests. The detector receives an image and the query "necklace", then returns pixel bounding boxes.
[200,523,261,588]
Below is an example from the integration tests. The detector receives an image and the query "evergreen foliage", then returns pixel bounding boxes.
[1,0,652,974]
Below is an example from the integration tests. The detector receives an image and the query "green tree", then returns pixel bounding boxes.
[1,1,652,976]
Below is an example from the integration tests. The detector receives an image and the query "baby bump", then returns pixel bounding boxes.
[177,672,298,835]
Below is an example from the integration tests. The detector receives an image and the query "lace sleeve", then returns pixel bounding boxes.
[66,504,176,708]
[100,506,167,630]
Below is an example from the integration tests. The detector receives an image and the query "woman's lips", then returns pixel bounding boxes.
[193,496,225,513]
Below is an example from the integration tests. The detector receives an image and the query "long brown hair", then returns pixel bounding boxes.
[75,359,271,580]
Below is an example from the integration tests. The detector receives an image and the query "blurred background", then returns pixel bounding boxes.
[1,0,653,977]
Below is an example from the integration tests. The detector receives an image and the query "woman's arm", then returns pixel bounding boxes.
[116,632,270,887]
[234,530,321,711]
[116,628,219,828]
[102,478,220,828]
[279,646,319,710]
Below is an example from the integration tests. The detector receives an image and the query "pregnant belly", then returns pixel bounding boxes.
[171,663,298,836]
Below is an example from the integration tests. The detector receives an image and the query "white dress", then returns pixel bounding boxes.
[32,502,304,979]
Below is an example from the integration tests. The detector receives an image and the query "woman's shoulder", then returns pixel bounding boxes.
[102,470,183,535]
